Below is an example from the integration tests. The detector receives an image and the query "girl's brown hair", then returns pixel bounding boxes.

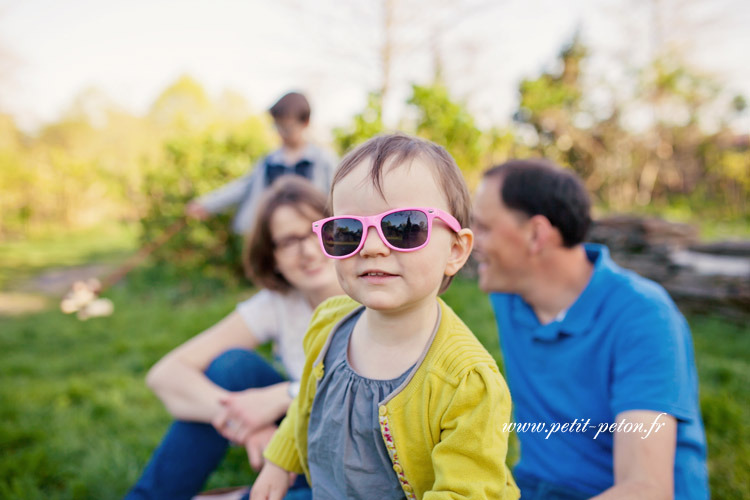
[243,176,328,292]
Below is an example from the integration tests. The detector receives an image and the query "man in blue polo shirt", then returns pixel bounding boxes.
[471,159,708,500]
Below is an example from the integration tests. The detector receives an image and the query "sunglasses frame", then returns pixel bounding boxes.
[312,207,461,259]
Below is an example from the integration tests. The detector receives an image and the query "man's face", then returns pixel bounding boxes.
[471,177,531,294]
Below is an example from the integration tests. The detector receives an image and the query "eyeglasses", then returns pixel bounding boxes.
[273,232,317,256]
[312,207,461,259]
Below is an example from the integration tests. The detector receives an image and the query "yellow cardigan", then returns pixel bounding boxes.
[264,295,520,500]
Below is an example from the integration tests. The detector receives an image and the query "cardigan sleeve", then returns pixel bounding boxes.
[262,391,304,474]
[424,364,519,500]
[261,297,325,474]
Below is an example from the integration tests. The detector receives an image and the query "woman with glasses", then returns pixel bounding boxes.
[126,176,342,500]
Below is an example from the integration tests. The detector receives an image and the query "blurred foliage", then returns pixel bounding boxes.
[408,81,483,185]
[0,86,165,239]
[333,83,521,190]
[137,76,276,277]
[2,39,748,246]
[0,223,137,291]
[140,120,275,278]
[514,35,750,221]
[333,92,385,155]
[0,75,280,279]
[0,76,276,247]
[334,34,750,227]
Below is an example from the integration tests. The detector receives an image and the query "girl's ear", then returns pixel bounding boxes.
[445,228,474,277]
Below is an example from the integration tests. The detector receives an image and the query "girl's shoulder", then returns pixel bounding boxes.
[303,295,361,353]
[311,295,360,320]
[427,299,502,382]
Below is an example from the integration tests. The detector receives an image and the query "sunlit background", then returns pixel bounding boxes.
[1,1,749,498]
[3,0,750,130]
[2,0,749,235]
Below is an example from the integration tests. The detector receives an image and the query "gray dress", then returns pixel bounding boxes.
[307,310,411,500]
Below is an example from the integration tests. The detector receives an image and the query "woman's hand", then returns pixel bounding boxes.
[212,384,291,444]
[146,311,262,422]
[244,424,278,471]
[249,461,294,500]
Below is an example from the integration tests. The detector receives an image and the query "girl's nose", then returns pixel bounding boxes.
[359,226,390,258]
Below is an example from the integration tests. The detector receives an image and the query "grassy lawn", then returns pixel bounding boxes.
[0,224,139,291]
[1,231,749,499]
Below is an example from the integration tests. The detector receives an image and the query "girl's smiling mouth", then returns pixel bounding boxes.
[359,269,399,282]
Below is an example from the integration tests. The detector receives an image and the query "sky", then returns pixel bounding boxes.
[1,0,749,136]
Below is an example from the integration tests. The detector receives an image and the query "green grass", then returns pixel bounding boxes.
[1,233,749,499]
[0,223,139,291]
[0,265,256,499]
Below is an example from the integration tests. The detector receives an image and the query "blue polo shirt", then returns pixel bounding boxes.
[490,244,708,499]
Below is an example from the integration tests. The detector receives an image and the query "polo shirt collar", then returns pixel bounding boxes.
[512,243,615,341]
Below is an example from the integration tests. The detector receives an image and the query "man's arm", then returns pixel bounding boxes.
[590,410,676,500]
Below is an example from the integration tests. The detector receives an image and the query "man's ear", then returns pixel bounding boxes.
[527,215,558,254]
[445,228,474,277]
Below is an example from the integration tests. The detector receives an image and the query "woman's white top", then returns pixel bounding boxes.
[236,289,313,382]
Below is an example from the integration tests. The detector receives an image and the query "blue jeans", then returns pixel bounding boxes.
[515,473,590,500]
[125,349,311,500]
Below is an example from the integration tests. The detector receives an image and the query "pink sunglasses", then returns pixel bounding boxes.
[312,207,461,259]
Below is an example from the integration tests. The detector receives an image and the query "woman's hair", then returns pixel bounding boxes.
[243,176,328,292]
[331,133,471,293]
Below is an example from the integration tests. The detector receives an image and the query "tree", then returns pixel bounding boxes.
[0,75,278,240]
[148,75,213,131]
[334,78,518,190]
[514,34,749,217]
[0,114,32,237]
[332,92,384,155]
[408,81,483,184]
[140,115,274,276]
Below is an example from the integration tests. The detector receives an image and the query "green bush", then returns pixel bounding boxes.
[140,124,273,280]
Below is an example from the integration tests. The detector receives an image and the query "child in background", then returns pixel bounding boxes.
[251,134,519,500]
[186,91,337,236]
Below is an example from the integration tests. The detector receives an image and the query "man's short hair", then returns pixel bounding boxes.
[331,133,471,292]
[269,92,311,123]
[243,176,328,291]
[484,159,591,247]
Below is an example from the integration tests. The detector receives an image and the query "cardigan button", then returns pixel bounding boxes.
[403,484,413,493]
[392,464,403,474]
[378,405,387,416]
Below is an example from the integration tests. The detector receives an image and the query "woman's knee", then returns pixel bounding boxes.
[204,349,282,391]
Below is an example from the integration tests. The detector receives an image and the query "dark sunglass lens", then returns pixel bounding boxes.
[381,210,428,249]
[321,219,363,257]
